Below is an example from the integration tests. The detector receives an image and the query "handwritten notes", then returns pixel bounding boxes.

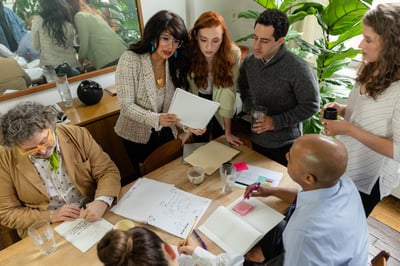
[55,218,113,253]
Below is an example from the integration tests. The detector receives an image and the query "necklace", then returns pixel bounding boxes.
[156,78,163,85]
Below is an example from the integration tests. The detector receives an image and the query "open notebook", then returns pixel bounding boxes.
[199,197,284,255]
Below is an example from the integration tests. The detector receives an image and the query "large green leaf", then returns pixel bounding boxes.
[324,48,360,66]
[328,22,362,49]
[238,10,260,20]
[321,58,352,79]
[322,0,370,35]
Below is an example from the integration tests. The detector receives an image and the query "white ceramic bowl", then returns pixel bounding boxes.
[187,166,205,185]
[113,219,135,231]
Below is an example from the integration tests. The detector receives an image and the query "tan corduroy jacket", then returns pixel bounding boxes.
[0,124,121,238]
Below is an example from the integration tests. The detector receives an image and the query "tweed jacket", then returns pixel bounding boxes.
[188,44,241,130]
[0,124,121,238]
[114,51,178,144]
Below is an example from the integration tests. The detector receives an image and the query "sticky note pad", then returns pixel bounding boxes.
[233,162,248,171]
[257,176,274,187]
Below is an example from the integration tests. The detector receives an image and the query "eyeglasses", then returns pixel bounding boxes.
[159,34,183,48]
[17,129,55,156]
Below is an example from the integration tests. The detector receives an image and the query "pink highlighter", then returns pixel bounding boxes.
[244,182,261,200]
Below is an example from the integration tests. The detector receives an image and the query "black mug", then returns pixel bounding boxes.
[323,107,338,120]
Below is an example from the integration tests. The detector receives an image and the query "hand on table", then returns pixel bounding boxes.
[80,200,108,222]
[51,204,81,223]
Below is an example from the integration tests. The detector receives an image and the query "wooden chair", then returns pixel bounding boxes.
[371,250,390,266]
[139,139,183,176]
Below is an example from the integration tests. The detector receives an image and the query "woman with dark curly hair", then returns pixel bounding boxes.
[188,11,243,146]
[31,0,79,67]
[322,3,400,216]
[97,227,243,265]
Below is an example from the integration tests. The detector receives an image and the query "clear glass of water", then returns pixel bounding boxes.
[55,73,73,108]
[219,162,236,194]
[28,221,57,255]
[251,105,267,133]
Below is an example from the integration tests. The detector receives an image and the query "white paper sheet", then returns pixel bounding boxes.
[235,164,283,187]
[111,178,211,238]
[168,88,220,129]
[55,218,113,253]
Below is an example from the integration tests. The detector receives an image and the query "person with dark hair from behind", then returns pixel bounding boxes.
[321,3,400,217]
[114,10,204,180]
[238,9,319,166]
[0,57,31,94]
[0,1,27,52]
[97,226,244,266]
[245,134,368,265]
[31,0,80,68]
[68,0,127,70]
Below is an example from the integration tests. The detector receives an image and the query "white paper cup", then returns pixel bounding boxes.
[113,219,135,231]
[187,166,205,185]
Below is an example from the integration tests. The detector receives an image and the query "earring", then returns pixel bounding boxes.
[174,50,178,58]
[151,41,155,52]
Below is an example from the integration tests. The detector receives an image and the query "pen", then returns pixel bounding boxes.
[184,216,198,245]
[193,229,208,250]
[244,182,261,200]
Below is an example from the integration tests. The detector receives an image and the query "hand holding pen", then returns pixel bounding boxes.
[244,182,261,199]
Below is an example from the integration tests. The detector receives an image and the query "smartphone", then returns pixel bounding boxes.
[232,201,254,216]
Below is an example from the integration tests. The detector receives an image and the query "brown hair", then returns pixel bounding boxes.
[189,11,235,89]
[97,227,169,266]
[356,3,400,99]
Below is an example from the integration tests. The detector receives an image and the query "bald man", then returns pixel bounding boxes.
[245,134,368,265]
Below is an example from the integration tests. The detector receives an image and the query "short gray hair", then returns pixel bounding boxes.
[0,102,56,148]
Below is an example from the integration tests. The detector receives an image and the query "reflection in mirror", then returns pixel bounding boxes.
[0,0,143,101]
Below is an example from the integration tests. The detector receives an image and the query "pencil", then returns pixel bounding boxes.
[184,216,198,245]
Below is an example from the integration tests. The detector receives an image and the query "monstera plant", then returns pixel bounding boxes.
[238,0,372,134]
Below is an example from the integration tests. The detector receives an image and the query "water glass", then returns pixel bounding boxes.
[219,162,236,194]
[28,221,57,255]
[251,105,267,133]
[55,73,73,108]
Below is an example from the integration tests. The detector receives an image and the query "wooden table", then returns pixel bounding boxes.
[0,141,298,266]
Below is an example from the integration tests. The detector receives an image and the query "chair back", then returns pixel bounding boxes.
[140,139,183,175]
[371,250,390,266]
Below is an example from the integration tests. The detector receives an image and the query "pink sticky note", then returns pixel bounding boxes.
[233,162,248,171]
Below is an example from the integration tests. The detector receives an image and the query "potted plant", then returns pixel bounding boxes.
[237,0,372,134]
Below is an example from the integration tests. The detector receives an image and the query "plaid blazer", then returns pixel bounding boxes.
[114,51,178,143]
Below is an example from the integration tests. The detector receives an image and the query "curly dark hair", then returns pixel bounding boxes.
[128,10,190,90]
[255,9,289,41]
[356,3,400,99]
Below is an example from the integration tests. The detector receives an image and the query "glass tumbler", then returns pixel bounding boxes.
[55,73,73,108]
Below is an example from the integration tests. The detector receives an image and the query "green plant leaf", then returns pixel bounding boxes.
[238,10,260,20]
[254,0,278,9]
[328,22,363,49]
[321,59,352,79]
[322,0,370,35]
[324,48,360,66]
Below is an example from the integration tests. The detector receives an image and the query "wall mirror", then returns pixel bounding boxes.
[0,0,143,102]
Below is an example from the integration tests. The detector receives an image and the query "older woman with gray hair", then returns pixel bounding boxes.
[0,102,121,238]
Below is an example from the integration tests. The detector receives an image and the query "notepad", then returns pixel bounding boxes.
[168,88,220,129]
[199,197,284,255]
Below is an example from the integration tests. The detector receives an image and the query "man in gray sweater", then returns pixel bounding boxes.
[238,9,320,166]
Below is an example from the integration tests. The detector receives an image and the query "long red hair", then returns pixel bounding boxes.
[189,11,235,89]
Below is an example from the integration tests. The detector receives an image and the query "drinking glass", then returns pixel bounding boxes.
[28,221,57,255]
[55,73,73,108]
[42,65,57,83]
[251,105,267,133]
[219,162,236,194]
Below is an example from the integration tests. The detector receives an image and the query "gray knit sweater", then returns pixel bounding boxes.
[238,44,320,148]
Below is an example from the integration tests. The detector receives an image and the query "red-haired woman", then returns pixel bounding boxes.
[188,11,243,146]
